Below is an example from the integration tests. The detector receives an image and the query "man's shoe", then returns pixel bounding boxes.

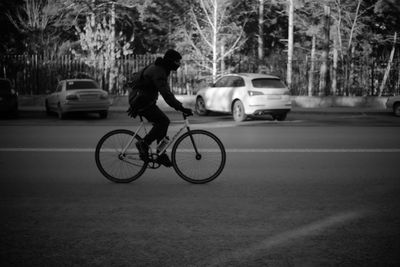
[157,153,173,167]
[135,140,149,161]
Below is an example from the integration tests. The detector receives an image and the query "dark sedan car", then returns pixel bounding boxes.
[0,78,18,117]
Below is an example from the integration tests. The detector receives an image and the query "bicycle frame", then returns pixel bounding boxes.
[121,114,196,156]
[95,112,226,183]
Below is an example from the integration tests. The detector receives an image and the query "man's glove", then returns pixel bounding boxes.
[179,106,193,116]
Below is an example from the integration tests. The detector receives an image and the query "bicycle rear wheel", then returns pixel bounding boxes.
[171,129,226,184]
[95,129,147,183]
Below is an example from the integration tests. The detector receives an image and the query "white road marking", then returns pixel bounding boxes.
[187,120,304,128]
[0,148,95,152]
[200,210,368,267]
[0,148,399,153]
[225,148,400,153]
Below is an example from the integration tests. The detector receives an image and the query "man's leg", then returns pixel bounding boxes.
[141,105,170,146]
[140,105,172,167]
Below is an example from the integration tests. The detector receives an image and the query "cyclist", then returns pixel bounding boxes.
[128,49,193,167]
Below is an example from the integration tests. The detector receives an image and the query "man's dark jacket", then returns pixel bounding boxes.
[129,57,183,116]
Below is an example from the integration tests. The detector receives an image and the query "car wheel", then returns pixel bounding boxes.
[394,103,400,117]
[232,100,247,122]
[195,97,209,116]
[272,113,287,121]
[99,110,108,119]
[57,104,65,120]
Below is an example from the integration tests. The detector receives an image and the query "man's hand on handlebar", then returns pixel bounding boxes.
[180,107,193,116]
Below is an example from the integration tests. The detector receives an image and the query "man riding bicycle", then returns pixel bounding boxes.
[127,49,193,167]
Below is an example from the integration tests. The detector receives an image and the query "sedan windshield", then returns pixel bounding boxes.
[66,81,98,90]
[252,78,286,88]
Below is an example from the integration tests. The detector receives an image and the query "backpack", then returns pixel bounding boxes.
[127,66,149,118]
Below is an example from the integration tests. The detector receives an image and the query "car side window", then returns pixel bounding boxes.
[215,76,244,87]
[231,77,245,87]
[224,77,235,87]
[215,77,230,87]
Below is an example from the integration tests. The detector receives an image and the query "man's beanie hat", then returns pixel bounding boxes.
[164,49,182,61]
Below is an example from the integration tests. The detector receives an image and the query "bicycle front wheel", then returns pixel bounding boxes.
[95,129,147,183]
[171,130,226,184]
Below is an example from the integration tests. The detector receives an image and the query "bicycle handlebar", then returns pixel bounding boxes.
[182,112,193,119]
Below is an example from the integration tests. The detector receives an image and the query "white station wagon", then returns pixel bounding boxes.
[195,73,291,122]
[45,79,110,119]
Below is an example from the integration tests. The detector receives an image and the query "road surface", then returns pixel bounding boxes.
[1,111,399,266]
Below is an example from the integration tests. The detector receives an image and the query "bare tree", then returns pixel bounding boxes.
[185,0,246,81]
[286,0,294,90]
[379,31,397,96]
[258,0,265,65]
[7,0,63,54]
[72,0,134,93]
[331,0,374,95]
[319,5,330,96]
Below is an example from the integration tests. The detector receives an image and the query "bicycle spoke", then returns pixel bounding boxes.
[95,130,147,183]
[172,130,226,184]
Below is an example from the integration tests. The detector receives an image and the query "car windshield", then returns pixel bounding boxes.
[252,78,286,88]
[0,79,12,93]
[66,81,98,90]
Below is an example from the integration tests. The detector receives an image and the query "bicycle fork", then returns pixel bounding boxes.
[183,118,201,159]
[157,117,200,158]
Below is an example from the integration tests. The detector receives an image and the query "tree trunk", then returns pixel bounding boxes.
[348,45,355,95]
[308,34,316,96]
[346,0,361,96]
[258,0,264,70]
[319,5,330,96]
[379,32,397,96]
[109,2,116,93]
[212,0,218,82]
[287,0,294,90]
[221,40,225,74]
[332,36,338,95]
[348,0,362,53]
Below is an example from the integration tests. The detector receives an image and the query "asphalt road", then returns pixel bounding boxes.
[1,111,399,266]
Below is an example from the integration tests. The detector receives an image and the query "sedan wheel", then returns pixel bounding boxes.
[233,100,247,122]
[195,97,208,116]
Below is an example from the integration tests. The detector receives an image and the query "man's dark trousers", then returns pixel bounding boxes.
[141,104,170,146]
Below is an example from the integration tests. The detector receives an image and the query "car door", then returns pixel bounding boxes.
[205,76,235,112]
[229,76,246,106]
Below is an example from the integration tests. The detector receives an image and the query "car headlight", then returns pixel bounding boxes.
[248,90,263,96]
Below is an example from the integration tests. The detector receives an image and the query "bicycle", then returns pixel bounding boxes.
[95,113,226,184]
